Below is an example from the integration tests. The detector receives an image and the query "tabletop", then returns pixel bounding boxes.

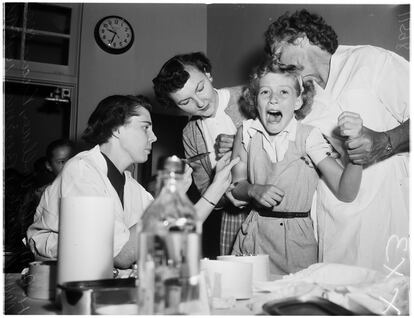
[4,273,257,315]
[4,273,59,315]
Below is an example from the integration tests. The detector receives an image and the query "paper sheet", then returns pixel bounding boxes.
[57,196,114,286]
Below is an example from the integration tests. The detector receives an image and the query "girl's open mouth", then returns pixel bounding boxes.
[267,110,283,123]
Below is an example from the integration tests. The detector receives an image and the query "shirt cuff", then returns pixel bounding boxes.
[306,127,332,166]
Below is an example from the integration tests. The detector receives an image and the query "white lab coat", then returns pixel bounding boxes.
[303,45,409,275]
[27,145,153,259]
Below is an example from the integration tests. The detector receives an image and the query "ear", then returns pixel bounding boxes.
[205,72,213,82]
[45,161,53,172]
[112,128,121,139]
[294,95,303,110]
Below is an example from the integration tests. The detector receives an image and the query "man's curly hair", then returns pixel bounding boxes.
[242,59,315,121]
[265,9,338,55]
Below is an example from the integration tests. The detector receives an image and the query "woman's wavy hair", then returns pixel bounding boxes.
[265,9,338,55]
[82,95,152,145]
[242,59,315,120]
[152,52,212,108]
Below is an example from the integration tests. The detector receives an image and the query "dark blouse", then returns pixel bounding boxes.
[101,152,125,208]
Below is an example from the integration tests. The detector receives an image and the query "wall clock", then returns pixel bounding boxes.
[94,15,134,54]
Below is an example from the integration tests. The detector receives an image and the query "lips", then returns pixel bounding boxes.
[267,110,283,123]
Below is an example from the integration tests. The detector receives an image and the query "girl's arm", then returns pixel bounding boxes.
[317,158,362,202]
[230,126,250,201]
[315,111,364,202]
[230,126,284,206]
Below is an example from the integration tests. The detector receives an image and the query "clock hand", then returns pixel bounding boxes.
[110,33,116,44]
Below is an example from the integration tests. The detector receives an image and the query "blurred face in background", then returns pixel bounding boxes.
[46,145,74,176]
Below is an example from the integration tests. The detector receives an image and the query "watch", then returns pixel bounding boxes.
[94,16,134,54]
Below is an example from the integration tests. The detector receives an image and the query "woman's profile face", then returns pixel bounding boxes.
[168,66,218,118]
[117,107,157,164]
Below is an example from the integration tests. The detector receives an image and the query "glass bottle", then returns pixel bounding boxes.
[137,156,202,315]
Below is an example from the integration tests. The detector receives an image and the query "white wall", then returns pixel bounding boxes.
[77,3,207,137]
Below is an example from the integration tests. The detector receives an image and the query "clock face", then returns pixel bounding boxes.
[94,16,134,54]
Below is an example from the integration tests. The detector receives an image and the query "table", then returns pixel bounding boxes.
[4,273,257,315]
[4,273,58,315]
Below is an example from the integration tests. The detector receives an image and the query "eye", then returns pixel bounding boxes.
[280,89,289,95]
[196,83,204,93]
[179,99,190,106]
[259,88,270,96]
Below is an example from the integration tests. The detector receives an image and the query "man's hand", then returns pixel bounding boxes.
[345,126,388,165]
[248,184,284,208]
[214,133,235,160]
[337,111,363,139]
[338,111,383,165]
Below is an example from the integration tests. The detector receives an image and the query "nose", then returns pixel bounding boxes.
[193,95,205,109]
[148,128,157,143]
[269,92,278,104]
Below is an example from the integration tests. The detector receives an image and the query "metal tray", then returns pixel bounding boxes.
[58,278,137,314]
[263,295,355,315]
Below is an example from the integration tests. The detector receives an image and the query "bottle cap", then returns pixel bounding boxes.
[161,155,185,173]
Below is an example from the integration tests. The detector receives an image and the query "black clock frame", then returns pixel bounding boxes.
[94,15,134,54]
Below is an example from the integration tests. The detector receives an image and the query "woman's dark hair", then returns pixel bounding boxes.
[152,52,212,108]
[82,95,152,145]
[265,9,338,55]
[242,59,315,120]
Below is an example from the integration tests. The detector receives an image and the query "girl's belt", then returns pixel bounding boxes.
[257,210,310,218]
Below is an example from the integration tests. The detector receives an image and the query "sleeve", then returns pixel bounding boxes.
[27,157,129,259]
[305,127,332,166]
[374,50,409,123]
[26,182,60,259]
[241,119,254,152]
[182,125,211,196]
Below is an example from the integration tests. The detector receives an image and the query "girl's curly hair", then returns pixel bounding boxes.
[241,59,315,120]
[265,9,338,55]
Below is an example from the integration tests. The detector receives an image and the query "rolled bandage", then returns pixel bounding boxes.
[25,260,57,300]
